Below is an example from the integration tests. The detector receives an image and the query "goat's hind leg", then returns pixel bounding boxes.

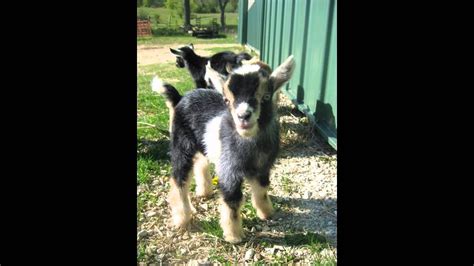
[168,141,197,229]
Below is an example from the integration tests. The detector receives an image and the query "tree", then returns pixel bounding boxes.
[217,0,229,31]
[183,0,191,30]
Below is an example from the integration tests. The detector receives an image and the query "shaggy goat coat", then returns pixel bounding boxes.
[152,55,295,243]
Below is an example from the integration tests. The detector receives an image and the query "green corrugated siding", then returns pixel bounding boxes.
[238,0,337,150]
[245,0,264,51]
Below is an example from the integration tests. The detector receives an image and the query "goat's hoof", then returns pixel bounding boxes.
[257,208,274,220]
[190,205,197,214]
[224,234,244,244]
[195,189,213,198]
[171,214,192,229]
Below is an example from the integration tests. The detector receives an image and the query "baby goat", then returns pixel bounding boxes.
[170,43,252,90]
[152,55,295,243]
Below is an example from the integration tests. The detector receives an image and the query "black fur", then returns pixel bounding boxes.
[168,70,279,207]
[170,45,252,90]
[170,46,208,89]
[209,52,252,77]
[159,55,295,242]
[161,84,182,107]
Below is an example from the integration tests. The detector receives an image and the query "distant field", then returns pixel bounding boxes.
[137,7,237,29]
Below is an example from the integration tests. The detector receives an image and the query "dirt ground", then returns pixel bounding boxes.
[137,43,239,66]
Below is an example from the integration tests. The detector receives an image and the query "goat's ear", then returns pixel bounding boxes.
[241,56,260,65]
[225,63,234,74]
[206,63,226,94]
[188,43,194,50]
[236,52,252,65]
[170,48,182,56]
[270,55,295,91]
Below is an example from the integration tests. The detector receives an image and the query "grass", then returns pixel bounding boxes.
[281,175,295,194]
[137,7,239,45]
[138,7,238,28]
[137,61,194,220]
[137,34,237,45]
[199,218,223,238]
[208,248,228,264]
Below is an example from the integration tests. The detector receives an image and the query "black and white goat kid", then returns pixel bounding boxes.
[152,55,295,243]
[170,43,252,92]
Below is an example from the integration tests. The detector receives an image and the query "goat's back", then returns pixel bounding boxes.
[174,89,227,132]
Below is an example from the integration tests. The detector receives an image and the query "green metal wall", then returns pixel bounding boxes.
[238,0,337,149]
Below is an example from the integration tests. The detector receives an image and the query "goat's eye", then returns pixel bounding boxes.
[263,94,271,101]
[224,97,230,104]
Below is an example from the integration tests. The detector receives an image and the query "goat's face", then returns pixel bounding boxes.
[223,55,295,138]
[170,44,194,68]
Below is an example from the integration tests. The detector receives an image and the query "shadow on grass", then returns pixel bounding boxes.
[137,138,170,162]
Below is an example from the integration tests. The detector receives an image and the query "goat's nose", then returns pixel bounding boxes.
[237,111,251,120]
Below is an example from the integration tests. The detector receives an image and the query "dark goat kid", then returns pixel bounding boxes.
[152,55,295,243]
[170,43,252,91]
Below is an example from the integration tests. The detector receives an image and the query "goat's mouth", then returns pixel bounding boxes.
[235,120,258,138]
[237,120,254,130]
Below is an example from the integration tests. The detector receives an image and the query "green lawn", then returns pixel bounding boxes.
[137,34,238,45]
[138,7,238,27]
[137,7,239,45]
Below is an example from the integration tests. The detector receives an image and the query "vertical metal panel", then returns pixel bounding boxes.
[280,0,295,92]
[275,0,285,66]
[259,0,266,54]
[237,0,247,44]
[320,0,337,147]
[287,0,310,104]
[263,0,272,62]
[238,0,337,149]
[303,0,331,113]
[245,0,263,51]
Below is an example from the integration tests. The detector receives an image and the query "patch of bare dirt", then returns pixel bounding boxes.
[137,43,240,66]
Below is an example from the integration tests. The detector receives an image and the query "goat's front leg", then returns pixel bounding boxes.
[249,174,274,220]
[218,178,244,243]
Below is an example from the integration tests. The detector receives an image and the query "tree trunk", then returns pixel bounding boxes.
[183,0,191,31]
[217,0,228,31]
[220,10,225,31]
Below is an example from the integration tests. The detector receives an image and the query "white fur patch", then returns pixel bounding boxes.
[235,102,253,115]
[203,115,223,166]
[204,61,225,94]
[233,64,261,75]
[151,76,165,94]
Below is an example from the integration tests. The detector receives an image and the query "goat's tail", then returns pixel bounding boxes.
[151,76,182,108]
[151,76,182,133]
